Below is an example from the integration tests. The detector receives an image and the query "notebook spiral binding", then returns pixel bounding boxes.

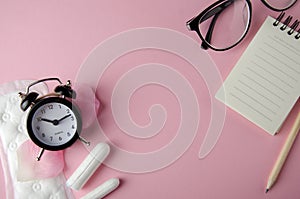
[273,12,300,39]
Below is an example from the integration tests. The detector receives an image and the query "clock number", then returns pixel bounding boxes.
[66,109,70,114]
[58,105,62,109]
[59,137,62,141]
[41,109,46,114]
[48,105,53,110]
[50,136,53,141]
[72,125,75,129]
[71,116,74,121]
[37,117,42,122]
[67,132,71,137]
[42,133,45,137]
[36,126,40,131]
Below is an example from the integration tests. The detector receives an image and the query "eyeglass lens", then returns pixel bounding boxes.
[198,0,251,50]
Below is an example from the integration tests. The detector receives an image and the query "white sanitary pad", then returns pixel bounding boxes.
[0,80,74,199]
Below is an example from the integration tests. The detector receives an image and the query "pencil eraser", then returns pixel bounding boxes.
[66,142,110,190]
[80,178,120,199]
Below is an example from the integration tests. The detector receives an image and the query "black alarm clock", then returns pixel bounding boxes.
[19,77,90,161]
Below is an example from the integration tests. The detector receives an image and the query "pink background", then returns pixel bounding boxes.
[0,0,300,199]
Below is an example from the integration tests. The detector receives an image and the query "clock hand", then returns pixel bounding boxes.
[40,118,55,124]
[58,114,72,122]
[40,118,59,126]
[40,114,71,126]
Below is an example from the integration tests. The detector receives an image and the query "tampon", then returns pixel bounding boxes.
[66,142,110,190]
[80,178,120,199]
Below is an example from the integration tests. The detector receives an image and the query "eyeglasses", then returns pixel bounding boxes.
[186,0,298,51]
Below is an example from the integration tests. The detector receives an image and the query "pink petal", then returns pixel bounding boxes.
[17,140,64,181]
[73,83,100,129]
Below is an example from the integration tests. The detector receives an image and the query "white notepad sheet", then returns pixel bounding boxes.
[216,16,300,135]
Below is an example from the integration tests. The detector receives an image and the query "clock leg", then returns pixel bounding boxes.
[36,148,45,161]
[79,136,90,146]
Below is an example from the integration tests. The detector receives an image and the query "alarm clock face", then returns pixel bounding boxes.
[27,97,82,151]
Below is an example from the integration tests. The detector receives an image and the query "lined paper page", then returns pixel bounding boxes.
[216,16,300,135]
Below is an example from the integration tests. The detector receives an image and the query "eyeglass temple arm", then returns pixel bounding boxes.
[199,0,234,23]
[186,0,234,30]
[201,12,221,49]
[200,0,234,49]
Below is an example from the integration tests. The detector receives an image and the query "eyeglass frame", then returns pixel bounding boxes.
[186,0,297,51]
[261,0,297,12]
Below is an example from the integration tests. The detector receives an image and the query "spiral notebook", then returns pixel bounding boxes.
[216,13,300,135]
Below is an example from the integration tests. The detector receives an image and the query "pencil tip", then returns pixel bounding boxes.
[265,189,269,193]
